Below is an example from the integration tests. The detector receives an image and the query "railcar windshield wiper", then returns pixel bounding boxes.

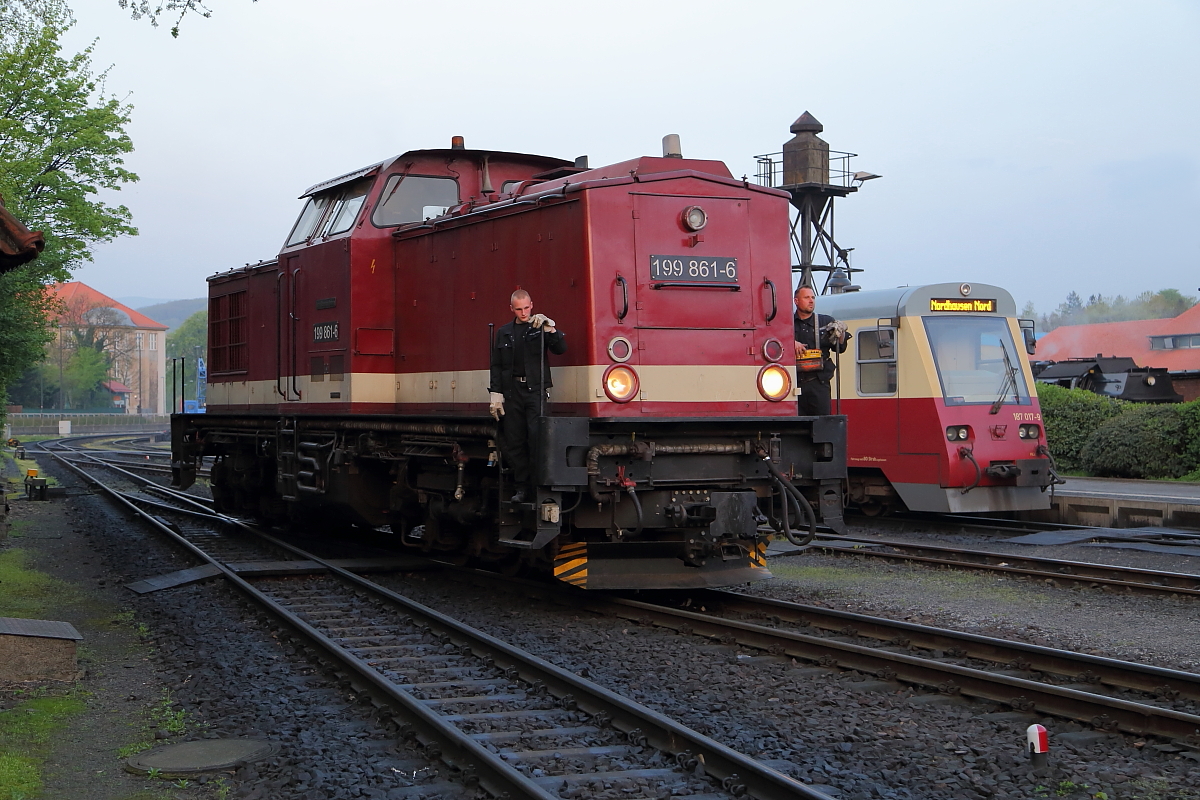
[989,341,1019,415]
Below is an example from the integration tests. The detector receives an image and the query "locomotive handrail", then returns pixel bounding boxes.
[615,274,628,321]
[275,272,287,399]
[763,277,778,322]
[290,266,302,400]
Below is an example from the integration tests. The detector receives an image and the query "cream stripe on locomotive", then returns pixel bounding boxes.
[208,364,782,406]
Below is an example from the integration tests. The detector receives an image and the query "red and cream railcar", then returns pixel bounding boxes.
[173,141,846,589]
[818,283,1054,514]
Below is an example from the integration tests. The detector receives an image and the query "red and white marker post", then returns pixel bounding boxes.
[1026,724,1049,768]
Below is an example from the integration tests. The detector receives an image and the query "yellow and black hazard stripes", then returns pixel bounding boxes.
[749,539,769,570]
[553,542,588,587]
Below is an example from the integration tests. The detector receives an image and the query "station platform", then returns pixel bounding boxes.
[1021,476,1200,530]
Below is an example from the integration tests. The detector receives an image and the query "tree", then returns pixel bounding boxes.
[118,0,256,38]
[0,1,137,410]
[1038,288,1198,333]
[165,309,206,407]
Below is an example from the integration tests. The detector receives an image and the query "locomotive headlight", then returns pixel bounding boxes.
[603,364,639,403]
[1146,375,1157,386]
[682,205,708,232]
[757,364,792,402]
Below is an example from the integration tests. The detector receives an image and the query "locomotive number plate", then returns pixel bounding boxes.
[650,255,738,282]
[313,321,339,342]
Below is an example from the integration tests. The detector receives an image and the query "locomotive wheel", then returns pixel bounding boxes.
[859,501,892,517]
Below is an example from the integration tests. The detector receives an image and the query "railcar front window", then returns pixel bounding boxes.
[371,175,460,227]
[923,316,1030,406]
[286,195,331,247]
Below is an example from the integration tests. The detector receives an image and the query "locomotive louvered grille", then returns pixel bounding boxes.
[209,291,247,373]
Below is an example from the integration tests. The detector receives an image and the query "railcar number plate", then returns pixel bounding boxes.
[313,322,339,342]
[650,255,738,282]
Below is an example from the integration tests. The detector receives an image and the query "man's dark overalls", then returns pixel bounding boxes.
[488,320,567,494]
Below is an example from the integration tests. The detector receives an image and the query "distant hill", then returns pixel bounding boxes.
[136,298,207,331]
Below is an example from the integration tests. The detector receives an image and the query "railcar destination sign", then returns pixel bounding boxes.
[930,298,996,313]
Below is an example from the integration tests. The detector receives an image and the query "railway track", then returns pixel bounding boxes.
[423,568,1200,745]
[804,533,1200,598]
[38,438,833,800]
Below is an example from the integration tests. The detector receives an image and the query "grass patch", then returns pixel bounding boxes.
[117,689,194,760]
[0,548,84,618]
[0,688,88,799]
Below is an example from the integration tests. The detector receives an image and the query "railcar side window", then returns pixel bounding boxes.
[371,175,460,227]
[321,179,373,237]
[286,195,331,247]
[857,328,897,395]
[923,316,1031,406]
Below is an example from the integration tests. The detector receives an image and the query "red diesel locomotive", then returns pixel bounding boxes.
[172,136,847,589]
[817,283,1056,514]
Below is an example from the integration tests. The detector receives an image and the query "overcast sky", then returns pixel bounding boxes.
[63,0,1199,315]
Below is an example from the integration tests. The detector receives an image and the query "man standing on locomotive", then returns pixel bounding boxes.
[794,284,850,416]
[488,290,567,503]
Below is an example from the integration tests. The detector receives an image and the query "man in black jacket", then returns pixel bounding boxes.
[488,289,567,502]
[793,285,850,416]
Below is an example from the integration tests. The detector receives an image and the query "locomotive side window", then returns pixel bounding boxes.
[371,175,460,227]
[286,195,331,247]
[856,328,897,395]
[320,178,373,237]
[923,316,1030,406]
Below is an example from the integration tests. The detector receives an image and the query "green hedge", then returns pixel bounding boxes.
[1036,383,1200,479]
[1034,383,1128,472]
[1079,404,1191,479]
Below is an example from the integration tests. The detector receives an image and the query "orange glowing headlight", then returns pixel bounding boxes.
[757,363,792,402]
[603,364,639,403]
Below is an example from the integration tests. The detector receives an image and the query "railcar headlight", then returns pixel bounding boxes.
[603,364,639,403]
[757,364,792,402]
[1018,424,1041,439]
[681,205,707,232]
[946,426,970,441]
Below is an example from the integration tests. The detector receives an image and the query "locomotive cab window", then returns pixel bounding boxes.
[286,195,331,246]
[320,178,373,237]
[856,328,897,395]
[371,175,460,227]
[923,316,1031,406]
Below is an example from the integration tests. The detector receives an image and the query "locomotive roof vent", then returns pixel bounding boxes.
[662,134,682,159]
[451,135,465,150]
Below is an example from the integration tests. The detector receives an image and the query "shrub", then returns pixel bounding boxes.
[1035,383,1128,472]
[1079,403,1190,479]
[1179,399,1200,474]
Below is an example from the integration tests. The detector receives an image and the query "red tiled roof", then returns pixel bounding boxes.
[102,380,132,393]
[51,282,168,331]
[1034,304,1200,371]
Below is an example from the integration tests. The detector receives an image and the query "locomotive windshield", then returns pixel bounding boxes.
[371,175,459,226]
[923,316,1031,406]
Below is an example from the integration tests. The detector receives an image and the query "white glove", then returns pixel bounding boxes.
[488,391,505,420]
[821,319,848,344]
[528,314,556,331]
